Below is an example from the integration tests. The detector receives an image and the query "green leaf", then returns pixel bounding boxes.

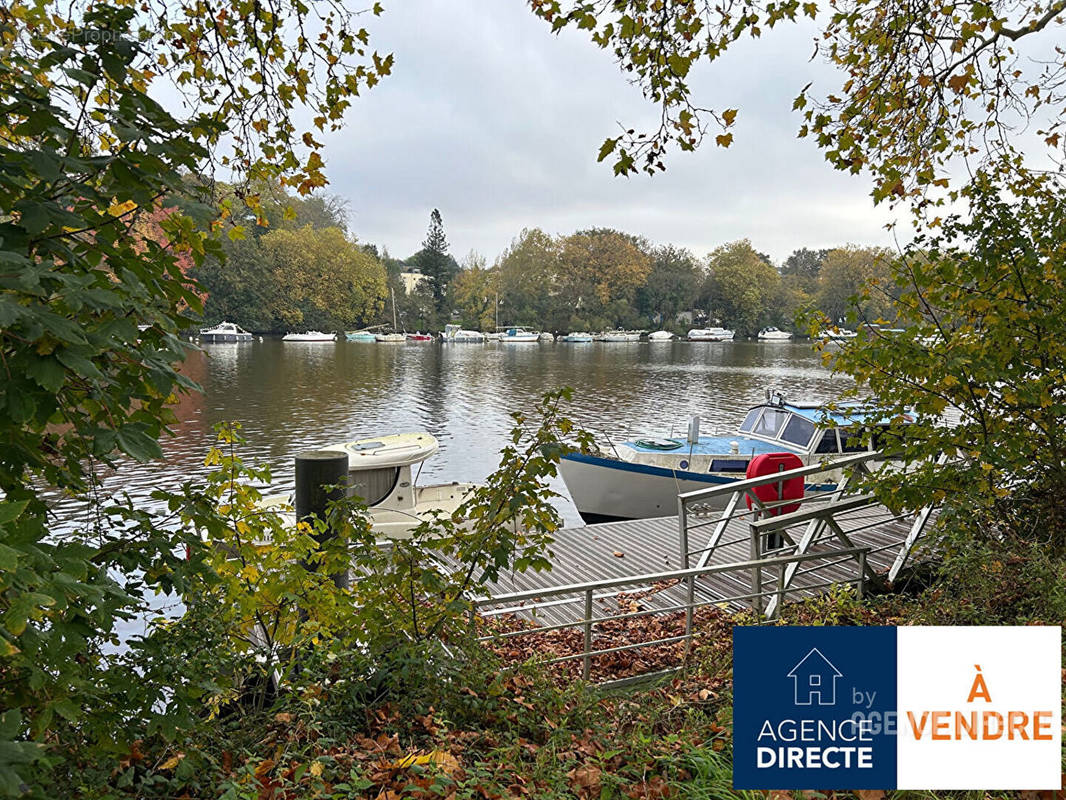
[0,502,29,526]
[26,357,65,393]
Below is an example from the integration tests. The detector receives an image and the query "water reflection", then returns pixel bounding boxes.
[57,339,850,526]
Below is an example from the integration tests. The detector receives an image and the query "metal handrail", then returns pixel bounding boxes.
[471,545,871,681]
[469,546,868,609]
[677,450,882,506]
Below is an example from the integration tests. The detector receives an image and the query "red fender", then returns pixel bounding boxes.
[745,452,804,515]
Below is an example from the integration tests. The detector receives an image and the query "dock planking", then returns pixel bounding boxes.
[465,504,926,629]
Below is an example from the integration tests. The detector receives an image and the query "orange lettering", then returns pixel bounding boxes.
[967,666,992,703]
[1007,711,1030,740]
[908,711,929,739]
[954,711,977,739]
[931,711,950,740]
[982,711,1003,739]
[1034,711,1053,741]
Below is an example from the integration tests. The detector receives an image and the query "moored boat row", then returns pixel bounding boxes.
[199,320,825,344]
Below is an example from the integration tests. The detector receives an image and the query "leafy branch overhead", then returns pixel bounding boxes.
[529,0,1066,201]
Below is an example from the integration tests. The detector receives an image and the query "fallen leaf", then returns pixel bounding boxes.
[613,551,625,558]
[568,764,602,793]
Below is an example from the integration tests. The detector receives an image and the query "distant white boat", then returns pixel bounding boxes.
[688,327,735,342]
[442,324,485,343]
[559,332,593,343]
[538,332,554,341]
[500,326,540,343]
[596,330,642,342]
[200,321,253,343]
[648,330,674,341]
[818,328,859,342]
[483,332,503,341]
[283,330,335,342]
[374,332,405,343]
[758,326,793,341]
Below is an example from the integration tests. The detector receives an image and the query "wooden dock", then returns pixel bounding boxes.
[468,503,925,629]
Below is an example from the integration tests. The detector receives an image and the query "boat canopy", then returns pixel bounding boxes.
[323,432,439,469]
[738,401,912,452]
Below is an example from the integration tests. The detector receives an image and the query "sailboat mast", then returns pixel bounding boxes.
[391,285,398,331]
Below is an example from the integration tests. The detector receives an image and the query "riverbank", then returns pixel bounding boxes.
[80,552,1066,799]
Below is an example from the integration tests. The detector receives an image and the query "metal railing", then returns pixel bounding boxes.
[675,451,937,614]
[469,545,870,683]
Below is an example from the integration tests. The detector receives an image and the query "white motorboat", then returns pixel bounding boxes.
[648,330,674,341]
[818,328,859,342]
[442,324,485,343]
[559,332,593,343]
[758,326,793,341]
[596,330,642,342]
[484,332,503,341]
[261,432,479,540]
[374,332,406,343]
[688,327,735,342]
[500,326,540,343]
[199,321,253,343]
[559,390,910,523]
[539,332,555,341]
[283,331,335,342]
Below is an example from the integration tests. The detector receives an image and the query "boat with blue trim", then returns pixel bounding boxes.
[559,390,907,523]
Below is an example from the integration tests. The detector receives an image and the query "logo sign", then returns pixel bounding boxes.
[733,626,1061,790]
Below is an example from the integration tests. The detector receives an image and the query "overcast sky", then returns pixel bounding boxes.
[320,1,902,266]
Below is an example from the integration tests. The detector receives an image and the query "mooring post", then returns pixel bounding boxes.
[295,449,350,590]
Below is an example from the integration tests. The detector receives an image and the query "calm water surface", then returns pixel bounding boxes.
[63,338,849,528]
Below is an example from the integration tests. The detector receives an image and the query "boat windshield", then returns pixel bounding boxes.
[739,408,763,433]
[814,430,839,454]
[752,407,790,438]
[839,427,868,452]
[779,415,816,448]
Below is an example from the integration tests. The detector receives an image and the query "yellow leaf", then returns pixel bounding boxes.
[160,752,185,770]
[309,760,323,777]
[108,199,137,217]
[721,108,738,126]
[715,133,733,147]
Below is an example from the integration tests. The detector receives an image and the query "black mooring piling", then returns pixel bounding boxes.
[294,450,350,589]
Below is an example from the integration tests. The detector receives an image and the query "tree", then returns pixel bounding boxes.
[416,209,458,316]
[815,246,895,325]
[450,252,498,330]
[195,183,383,331]
[704,240,781,336]
[260,226,386,330]
[637,245,702,326]
[558,229,653,322]
[782,248,828,289]
[829,170,1066,532]
[0,0,391,789]
[529,0,1066,207]
[497,229,564,328]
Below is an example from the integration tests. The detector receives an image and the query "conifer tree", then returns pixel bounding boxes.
[418,208,457,315]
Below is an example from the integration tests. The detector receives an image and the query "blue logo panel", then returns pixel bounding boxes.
[733,626,897,789]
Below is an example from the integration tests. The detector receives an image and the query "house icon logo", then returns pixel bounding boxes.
[787,647,843,706]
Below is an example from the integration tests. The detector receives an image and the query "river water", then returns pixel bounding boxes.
[60,338,849,528]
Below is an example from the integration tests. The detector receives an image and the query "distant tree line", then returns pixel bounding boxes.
[191,187,897,336]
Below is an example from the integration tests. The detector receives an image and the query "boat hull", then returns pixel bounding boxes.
[200,333,252,343]
[559,452,837,523]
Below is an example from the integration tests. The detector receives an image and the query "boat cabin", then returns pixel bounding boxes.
[738,396,907,456]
